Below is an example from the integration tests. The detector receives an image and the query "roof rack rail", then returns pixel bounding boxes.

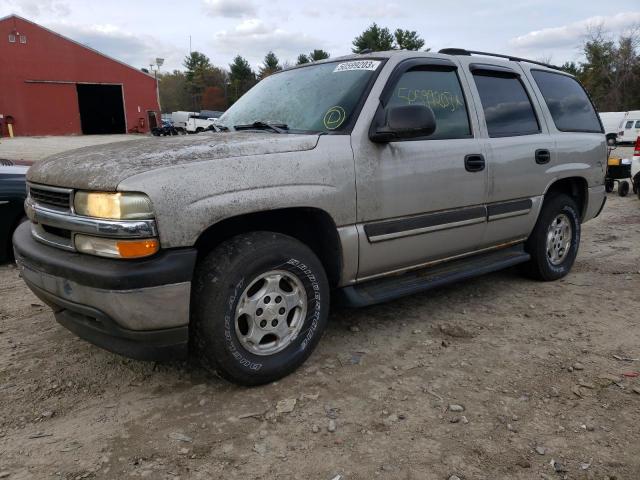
[438,48,563,71]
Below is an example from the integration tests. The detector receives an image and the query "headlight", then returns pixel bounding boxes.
[74,192,154,220]
[75,234,159,259]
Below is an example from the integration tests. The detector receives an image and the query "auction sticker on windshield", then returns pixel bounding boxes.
[333,60,381,72]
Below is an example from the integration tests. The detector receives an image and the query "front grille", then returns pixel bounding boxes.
[30,187,71,209]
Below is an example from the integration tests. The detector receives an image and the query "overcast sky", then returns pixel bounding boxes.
[2,0,640,72]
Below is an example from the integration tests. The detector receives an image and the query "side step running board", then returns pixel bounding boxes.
[337,245,530,307]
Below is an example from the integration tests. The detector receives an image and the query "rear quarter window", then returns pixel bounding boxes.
[531,70,602,133]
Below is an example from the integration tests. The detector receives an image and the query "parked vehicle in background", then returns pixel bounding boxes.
[617,111,640,144]
[632,136,640,198]
[598,111,625,145]
[185,114,218,133]
[0,161,28,262]
[151,120,181,137]
[169,111,224,134]
[15,49,607,386]
[169,111,197,133]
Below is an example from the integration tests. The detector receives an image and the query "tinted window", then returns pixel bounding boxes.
[531,70,602,133]
[625,121,634,129]
[635,121,640,128]
[472,73,539,137]
[387,68,471,139]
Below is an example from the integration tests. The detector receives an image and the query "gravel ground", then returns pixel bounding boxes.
[1,194,639,480]
[0,135,146,162]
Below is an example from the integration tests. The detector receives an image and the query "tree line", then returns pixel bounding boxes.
[158,22,640,114]
[560,26,640,112]
[158,23,427,113]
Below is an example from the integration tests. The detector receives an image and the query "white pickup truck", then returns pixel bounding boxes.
[185,115,218,133]
[170,111,222,134]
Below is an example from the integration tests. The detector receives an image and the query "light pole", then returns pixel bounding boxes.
[149,57,164,115]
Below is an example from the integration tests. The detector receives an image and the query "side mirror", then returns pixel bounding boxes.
[370,105,436,142]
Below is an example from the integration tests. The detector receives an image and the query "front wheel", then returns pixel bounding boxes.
[522,194,581,281]
[191,232,330,386]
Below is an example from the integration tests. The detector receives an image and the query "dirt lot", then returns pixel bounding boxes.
[1,193,639,480]
[0,135,146,162]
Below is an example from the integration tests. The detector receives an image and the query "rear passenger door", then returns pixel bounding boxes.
[460,60,554,247]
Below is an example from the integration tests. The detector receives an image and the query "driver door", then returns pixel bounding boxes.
[351,58,488,280]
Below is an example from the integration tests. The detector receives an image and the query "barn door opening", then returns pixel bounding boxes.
[76,84,126,134]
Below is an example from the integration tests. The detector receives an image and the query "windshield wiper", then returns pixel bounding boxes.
[233,121,289,134]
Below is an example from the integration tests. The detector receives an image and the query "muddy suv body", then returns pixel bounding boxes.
[14,49,607,385]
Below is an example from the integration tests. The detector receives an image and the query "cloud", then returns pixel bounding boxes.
[202,0,256,18]
[45,22,184,72]
[342,1,407,19]
[6,0,70,18]
[212,18,328,67]
[510,11,640,50]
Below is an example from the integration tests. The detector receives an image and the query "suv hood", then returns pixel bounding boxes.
[27,132,320,191]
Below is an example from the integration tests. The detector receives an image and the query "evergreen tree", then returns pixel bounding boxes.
[258,51,282,79]
[352,23,394,53]
[308,49,330,61]
[394,29,426,51]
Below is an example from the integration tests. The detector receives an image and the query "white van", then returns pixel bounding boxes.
[599,112,626,145]
[617,111,640,144]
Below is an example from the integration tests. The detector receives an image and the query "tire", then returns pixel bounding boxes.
[191,232,330,386]
[606,135,617,146]
[605,178,614,193]
[522,194,580,281]
[195,127,204,133]
[618,181,629,197]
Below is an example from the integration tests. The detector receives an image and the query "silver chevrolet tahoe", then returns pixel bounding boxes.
[14,49,607,386]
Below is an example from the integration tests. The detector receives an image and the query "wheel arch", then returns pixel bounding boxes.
[543,176,589,221]
[193,207,343,287]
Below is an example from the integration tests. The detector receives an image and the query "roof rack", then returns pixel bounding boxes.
[438,48,563,71]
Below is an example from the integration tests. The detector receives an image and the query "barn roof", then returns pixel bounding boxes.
[0,14,156,80]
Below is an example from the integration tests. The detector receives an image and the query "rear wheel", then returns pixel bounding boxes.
[191,232,330,386]
[522,194,580,281]
[618,181,629,197]
[606,135,617,146]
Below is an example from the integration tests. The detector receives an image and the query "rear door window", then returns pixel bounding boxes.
[472,72,540,137]
[635,121,640,128]
[531,70,602,133]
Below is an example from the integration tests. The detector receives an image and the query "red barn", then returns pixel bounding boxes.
[0,14,160,137]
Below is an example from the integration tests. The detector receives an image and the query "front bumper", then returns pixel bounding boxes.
[13,222,197,360]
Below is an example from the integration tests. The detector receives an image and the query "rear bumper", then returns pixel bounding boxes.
[13,221,197,360]
[584,185,606,222]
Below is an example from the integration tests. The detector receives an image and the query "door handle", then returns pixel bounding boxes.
[464,154,485,172]
[535,149,551,164]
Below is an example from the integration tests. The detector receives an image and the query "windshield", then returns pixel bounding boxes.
[218,59,383,133]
